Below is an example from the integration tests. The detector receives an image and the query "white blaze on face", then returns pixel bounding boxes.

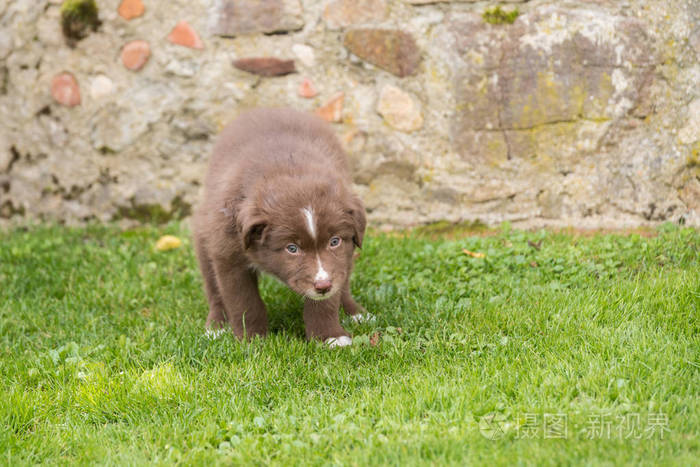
[302,207,316,240]
[315,255,329,282]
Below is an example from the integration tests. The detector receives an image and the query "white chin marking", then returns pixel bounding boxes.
[306,289,336,301]
[302,207,316,239]
[350,313,376,323]
[315,255,329,281]
[205,328,227,339]
[325,336,352,348]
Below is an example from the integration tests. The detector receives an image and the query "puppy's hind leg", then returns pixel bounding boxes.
[194,237,228,331]
[341,279,374,324]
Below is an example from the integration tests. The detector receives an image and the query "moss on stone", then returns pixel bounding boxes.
[689,142,700,167]
[413,220,489,239]
[483,7,519,25]
[116,197,192,224]
[484,132,509,166]
[60,0,100,45]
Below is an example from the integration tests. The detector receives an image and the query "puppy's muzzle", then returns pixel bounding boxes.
[313,279,332,295]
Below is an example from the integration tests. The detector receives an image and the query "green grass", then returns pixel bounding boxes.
[1,222,698,465]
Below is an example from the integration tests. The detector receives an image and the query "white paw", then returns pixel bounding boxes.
[350,313,376,324]
[205,328,227,339]
[325,336,352,348]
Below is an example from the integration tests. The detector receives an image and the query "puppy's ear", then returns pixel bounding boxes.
[236,203,268,249]
[241,220,268,249]
[346,195,367,248]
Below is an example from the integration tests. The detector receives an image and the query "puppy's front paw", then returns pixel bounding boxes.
[350,312,376,324]
[325,336,352,348]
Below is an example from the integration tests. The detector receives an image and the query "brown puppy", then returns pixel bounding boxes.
[192,108,370,347]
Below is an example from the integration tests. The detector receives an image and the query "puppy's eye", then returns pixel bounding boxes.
[329,236,341,248]
[286,244,300,254]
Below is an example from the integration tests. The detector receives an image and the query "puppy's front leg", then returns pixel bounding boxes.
[341,277,365,317]
[212,259,268,339]
[341,278,375,324]
[304,294,350,346]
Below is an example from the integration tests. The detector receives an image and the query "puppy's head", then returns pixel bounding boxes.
[237,180,366,300]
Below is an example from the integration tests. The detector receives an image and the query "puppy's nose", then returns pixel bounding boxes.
[314,279,332,294]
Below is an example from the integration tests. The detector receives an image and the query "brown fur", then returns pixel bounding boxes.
[192,108,367,341]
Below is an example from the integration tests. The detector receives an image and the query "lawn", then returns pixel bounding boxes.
[1,222,698,465]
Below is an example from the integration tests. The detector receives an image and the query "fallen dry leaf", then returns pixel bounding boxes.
[462,248,486,258]
[370,332,381,346]
[155,235,182,251]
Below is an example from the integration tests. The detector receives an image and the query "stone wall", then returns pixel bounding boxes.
[1,0,698,228]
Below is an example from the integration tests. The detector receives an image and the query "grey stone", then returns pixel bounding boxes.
[376,84,423,132]
[164,59,200,77]
[448,6,657,163]
[323,0,387,30]
[690,28,700,57]
[89,75,114,99]
[343,29,421,77]
[210,0,304,37]
[405,0,525,3]
[90,83,181,152]
[678,99,700,145]
[0,144,14,173]
[291,44,315,67]
[0,29,13,59]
